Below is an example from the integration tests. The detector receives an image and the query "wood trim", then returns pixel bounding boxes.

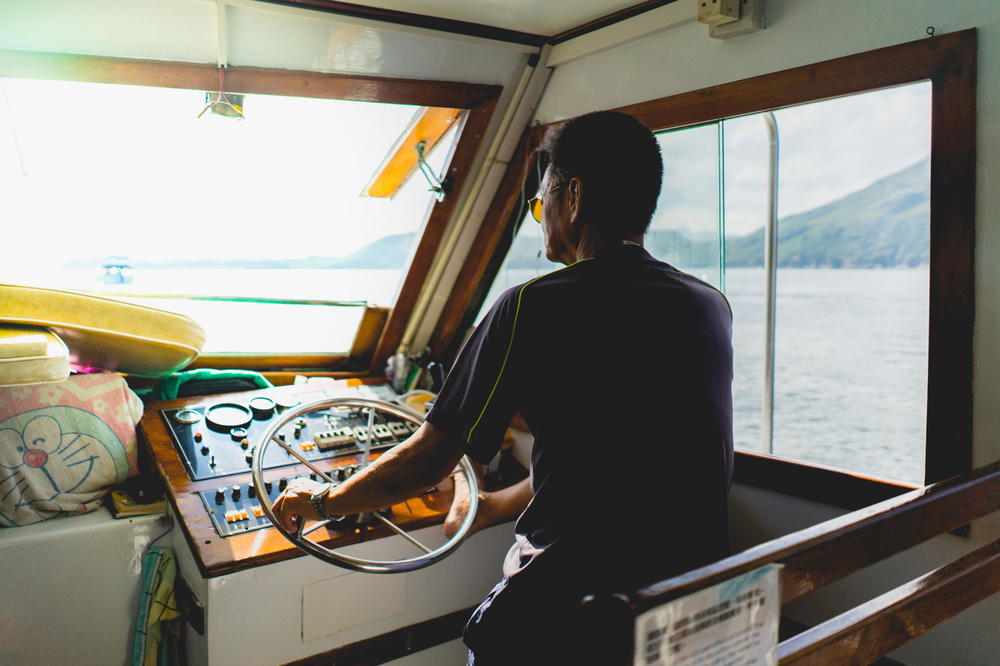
[777,539,1000,665]
[369,93,500,374]
[261,370,375,385]
[261,1,681,49]
[0,49,500,109]
[734,452,915,510]
[437,29,977,492]
[630,459,1000,613]
[427,124,544,358]
[286,604,475,665]
[550,1,678,44]
[614,30,976,133]
[348,305,391,361]
[923,32,977,484]
[189,354,353,371]
[259,0,547,47]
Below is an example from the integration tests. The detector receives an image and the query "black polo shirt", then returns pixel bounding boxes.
[426,242,733,655]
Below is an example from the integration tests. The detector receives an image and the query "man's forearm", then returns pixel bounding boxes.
[323,422,463,516]
[484,477,533,526]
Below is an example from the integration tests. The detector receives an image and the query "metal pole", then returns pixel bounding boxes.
[762,113,779,455]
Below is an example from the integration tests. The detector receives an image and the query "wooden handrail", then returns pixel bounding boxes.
[778,539,1000,665]
[588,460,1000,665]
[632,460,1000,613]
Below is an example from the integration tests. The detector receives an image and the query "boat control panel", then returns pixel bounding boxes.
[159,383,419,537]
[142,381,525,573]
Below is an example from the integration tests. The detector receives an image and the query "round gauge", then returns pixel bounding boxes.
[174,408,202,425]
[206,403,253,432]
[249,396,276,419]
[230,427,248,441]
[274,395,300,412]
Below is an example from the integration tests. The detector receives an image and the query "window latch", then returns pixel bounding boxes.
[415,140,450,202]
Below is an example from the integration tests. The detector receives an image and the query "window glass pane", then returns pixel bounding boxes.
[722,82,931,483]
[648,124,723,289]
[0,78,457,354]
[722,115,771,453]
[476,205,560,324]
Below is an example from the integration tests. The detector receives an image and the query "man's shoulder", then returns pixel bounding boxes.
[498,260,595,303]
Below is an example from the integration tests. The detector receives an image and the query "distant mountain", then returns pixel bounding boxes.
[724,157,929,268]
[64,233,418,270]
[323,233,417,269]
[502,157,929,270]
[502,228,719,269]
[68,158,928,271]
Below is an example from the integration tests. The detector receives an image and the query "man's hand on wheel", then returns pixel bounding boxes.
[444,471,491,539]
[271,477,330,531]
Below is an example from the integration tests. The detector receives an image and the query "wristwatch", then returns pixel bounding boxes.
[309,483,338,520]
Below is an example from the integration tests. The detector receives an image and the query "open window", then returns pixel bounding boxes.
[0,51,499,377]
[438,31,975,504]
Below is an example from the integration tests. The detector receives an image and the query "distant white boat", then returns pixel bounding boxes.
[100,256,133,284]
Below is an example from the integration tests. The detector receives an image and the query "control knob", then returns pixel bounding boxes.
[214,488,226,505]
[231,485,241,502]
[249,396,276,419]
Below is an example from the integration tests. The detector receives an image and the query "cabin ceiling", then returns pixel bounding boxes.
[343,0,645,35]
[270,0,669,42]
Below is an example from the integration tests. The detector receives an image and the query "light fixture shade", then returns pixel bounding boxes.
[203,92,244,118]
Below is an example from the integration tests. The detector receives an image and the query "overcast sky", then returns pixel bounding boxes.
[0,78,450,275]
[651,80,932,238]
[1,77,930,279]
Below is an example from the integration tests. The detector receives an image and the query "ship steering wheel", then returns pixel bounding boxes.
[251,397,479,573]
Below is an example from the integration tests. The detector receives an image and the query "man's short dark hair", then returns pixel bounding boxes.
[541,110,663,236]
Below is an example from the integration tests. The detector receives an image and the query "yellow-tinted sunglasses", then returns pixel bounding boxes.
[528,184,561,223]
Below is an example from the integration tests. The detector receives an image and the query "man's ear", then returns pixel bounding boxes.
[567,176,583,225]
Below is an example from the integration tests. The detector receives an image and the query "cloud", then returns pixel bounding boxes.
[654,81,932,238]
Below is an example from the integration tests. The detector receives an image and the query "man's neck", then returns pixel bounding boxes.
[572,230,644,262]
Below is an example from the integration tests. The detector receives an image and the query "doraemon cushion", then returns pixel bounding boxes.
[0,373,143,526]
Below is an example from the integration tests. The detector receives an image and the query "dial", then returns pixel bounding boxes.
[205,403,252,432]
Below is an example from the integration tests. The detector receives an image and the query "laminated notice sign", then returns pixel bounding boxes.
[634,564,781,666]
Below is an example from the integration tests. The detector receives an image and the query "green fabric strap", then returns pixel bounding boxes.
[156,369,273,400]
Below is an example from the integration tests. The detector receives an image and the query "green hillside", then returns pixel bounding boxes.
[724,157,929,268]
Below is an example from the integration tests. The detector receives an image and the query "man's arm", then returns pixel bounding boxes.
[443,476,533,539]
[271,420,464,531]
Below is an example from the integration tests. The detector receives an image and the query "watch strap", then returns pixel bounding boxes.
[309,483,337,520]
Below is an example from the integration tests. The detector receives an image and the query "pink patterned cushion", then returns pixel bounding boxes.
[0,373,142,526]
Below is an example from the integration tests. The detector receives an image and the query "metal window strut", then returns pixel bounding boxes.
[415,140,449,201]
[762,112,779,455]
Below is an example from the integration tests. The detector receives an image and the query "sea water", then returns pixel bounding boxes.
[32,266,927,485]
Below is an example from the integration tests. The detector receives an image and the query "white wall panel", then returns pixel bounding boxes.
[224,2,525,84]
[0,510,166,666]
[0,0,527,86]
[0,0,217,63]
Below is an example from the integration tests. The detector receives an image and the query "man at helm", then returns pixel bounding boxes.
[273,110,734,664]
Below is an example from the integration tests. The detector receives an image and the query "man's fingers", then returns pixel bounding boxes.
[272,488,303,531]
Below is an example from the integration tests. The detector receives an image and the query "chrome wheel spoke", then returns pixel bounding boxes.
[373,512,433,554]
